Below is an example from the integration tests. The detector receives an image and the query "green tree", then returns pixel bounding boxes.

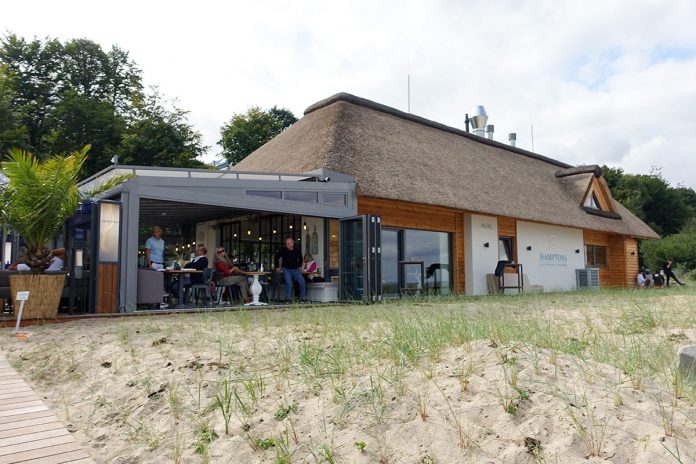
[1,34,207,176]
[601,166,694,235]
[119,92,207,168]
[219,106,297,165]
[0,65,29,152]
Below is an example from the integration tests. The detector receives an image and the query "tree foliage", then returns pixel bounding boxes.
[601,166,695,236]
[0,34,206,177]
[219,106,297,165]
[119,92,206,168]
[640,220,696,273]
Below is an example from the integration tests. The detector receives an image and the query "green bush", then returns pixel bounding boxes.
[640,228,696,273]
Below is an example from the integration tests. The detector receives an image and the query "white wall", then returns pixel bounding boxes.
[516,221,585,292]
[464,214,500,295]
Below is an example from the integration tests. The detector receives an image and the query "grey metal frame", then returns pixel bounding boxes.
[79,165,357,312]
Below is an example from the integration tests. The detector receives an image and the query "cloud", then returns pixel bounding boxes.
[3,0,696,187]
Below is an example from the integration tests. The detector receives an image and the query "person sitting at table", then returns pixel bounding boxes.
[302,253,323,283]
[9,247,65,272]
[214,247,250,303]
[171,244,209,303]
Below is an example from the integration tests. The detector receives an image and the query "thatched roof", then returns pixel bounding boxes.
[234,93,659,239]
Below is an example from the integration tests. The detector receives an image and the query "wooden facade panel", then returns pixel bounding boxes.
[358,197,458,232]
[96,263,119,313]
[455,212,465,293]
[625,238,639,287]
[583,229,610,286]
[583,229,609,246]
[607,235,628,287]
[497,216,516,237]
[358,196,464,293]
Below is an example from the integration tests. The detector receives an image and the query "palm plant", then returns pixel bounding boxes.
[0,145,124,273]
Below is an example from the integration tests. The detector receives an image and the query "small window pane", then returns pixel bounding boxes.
[247,190,282,199]
[594,246,607,266]
[586,245,608,267]
[321,193,347,205]
[285,191,317,203]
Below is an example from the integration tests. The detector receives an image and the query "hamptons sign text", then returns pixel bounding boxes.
[538,253,568,266]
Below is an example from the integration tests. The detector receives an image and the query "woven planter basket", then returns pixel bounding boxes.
[9,273,65,320]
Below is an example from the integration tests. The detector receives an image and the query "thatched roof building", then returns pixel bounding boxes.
[235,93,658,240]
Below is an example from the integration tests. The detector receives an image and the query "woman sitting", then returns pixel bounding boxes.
[213,248,250,303]
[302,253,324,283]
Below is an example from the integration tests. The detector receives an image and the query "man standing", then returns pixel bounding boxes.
[664,258,686,287]
[145,226,165,270]
[275,237,307,303]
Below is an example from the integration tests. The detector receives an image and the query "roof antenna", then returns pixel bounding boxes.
[530,121,535,152]
[407,58,411,113]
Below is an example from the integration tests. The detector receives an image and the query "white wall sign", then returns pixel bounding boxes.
[517,221,584,291]
[16,291,30,301]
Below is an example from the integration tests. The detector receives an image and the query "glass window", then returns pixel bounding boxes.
[381,229,400,297]
[404,229,451,294]
[585,245,607,267]
[321,193,347,205]
[585,192,601,210]
[499,237,513,261]
[246,190,282,199]
[285,191,317,203]
[98,202,120,262]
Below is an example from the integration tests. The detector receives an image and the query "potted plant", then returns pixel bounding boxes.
[0,145,123,319]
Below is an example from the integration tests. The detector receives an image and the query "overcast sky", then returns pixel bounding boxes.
[4,0,696,187]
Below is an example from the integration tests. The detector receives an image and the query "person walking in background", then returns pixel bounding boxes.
[145,226,165,270]
[663,258,686,287]
[274,237,307,303]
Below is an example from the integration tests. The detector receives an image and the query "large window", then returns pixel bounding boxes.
[382,229,400,297]
[380,227,452,296]
[404,229,451,294]
[586,245,607,267]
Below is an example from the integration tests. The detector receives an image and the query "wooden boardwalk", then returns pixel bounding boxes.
[0,354,95,464]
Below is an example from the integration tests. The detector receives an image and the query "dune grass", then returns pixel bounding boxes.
[2,286,696,462]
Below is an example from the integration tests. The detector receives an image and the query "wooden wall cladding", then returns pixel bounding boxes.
[624,238,639,286]
[583,229,610,286]
[608,235,629,287]
[497,216,516,237]
[358,196,465,293]
[358,196,459,232]
[96,263,119,313]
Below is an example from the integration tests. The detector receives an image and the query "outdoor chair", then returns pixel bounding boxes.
[214,272,243,306]
[188,268,215,307]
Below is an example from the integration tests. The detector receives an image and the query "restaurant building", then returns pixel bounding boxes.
[75,93,657,312]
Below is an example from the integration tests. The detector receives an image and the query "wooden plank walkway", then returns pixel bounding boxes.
[0,354,95,464]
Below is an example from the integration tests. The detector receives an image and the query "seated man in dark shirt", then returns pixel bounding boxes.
[172,245,209,302]
[274,237,307,303]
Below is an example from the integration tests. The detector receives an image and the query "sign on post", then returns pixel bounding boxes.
[14,291,30,334]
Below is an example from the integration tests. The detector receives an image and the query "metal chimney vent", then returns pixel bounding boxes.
[469,105,488,137]
[508,133,517,147]
[486,125,494,140]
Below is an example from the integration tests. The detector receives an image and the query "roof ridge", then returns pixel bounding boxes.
[305,92,573,169]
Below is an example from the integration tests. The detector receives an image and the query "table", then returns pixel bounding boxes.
[162,269,203,309]
[241,271,271,306]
